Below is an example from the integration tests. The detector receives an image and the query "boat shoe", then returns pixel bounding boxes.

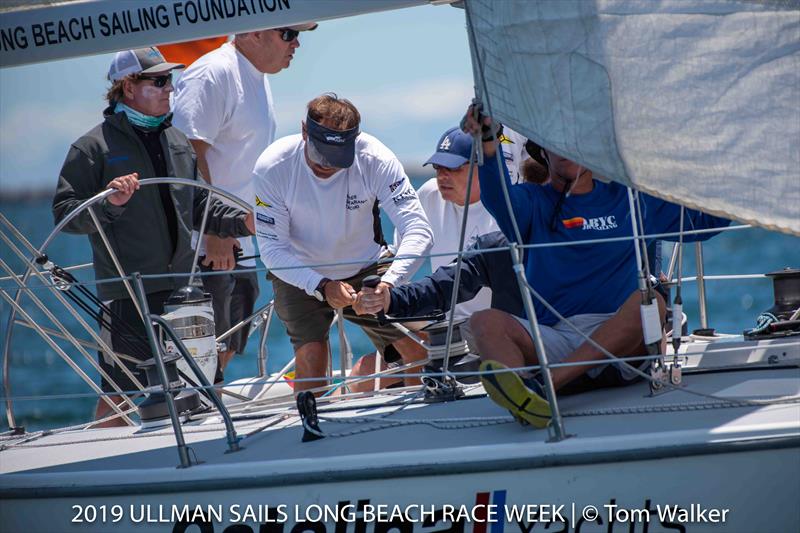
[479,360,551,428]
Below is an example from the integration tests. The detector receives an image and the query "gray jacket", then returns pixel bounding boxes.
[53,107,250,301]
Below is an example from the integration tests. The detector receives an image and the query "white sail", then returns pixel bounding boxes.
[466,0,800,235]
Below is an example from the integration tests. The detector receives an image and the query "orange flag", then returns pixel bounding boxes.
[159,37,228,67]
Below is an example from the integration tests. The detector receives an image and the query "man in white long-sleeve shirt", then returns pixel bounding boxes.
[253,93,434,393]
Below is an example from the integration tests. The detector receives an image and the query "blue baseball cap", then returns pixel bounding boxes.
[424,127,473,169]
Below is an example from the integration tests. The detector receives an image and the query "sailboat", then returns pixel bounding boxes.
[1,1,799,532]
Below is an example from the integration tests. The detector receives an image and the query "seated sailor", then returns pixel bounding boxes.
[461,106,732,428]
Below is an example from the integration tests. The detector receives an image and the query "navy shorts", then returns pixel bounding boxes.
[98,290,171,394]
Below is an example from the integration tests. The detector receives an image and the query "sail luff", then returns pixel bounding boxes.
[466,0,800,236]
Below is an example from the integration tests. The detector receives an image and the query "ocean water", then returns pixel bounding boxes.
[1,191,799,432]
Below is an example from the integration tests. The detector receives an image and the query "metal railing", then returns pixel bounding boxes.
[0,179,255,432]
[2,185,795,465]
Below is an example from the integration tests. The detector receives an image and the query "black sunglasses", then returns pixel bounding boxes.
[136,73,172,88]
[432,163,466,172]
[275,28,300,42]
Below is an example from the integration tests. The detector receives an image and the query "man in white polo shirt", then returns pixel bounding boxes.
[253,93,433,394]
[172,24,316,379]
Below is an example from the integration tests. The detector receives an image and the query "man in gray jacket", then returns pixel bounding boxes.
[53,47,253,426]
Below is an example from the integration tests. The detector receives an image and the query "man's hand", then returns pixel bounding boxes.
[461,104,498,158]
[201,235,239,271]
[325,280,358,309]
[353,282,391,316]
[244,212,255,234]
[107,173,140,206]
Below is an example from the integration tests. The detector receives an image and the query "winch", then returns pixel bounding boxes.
[137,352,201,429]
[161,286,219,386]
[744,268,800,340]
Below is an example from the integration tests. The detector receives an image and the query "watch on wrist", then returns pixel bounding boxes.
[313,278,331,302]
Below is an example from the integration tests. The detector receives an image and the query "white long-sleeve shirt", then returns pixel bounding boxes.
[253,133,433,295]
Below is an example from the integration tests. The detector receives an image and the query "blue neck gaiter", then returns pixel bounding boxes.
[115,102,167,129]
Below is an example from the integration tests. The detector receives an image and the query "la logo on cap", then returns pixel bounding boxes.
[439,136,451,151]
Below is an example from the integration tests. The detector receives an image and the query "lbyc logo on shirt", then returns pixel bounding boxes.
[562,215,618,231]
[389,179,405,193]
[255,195,272,208]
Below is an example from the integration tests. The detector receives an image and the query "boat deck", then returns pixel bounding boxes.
[1,366,798,496]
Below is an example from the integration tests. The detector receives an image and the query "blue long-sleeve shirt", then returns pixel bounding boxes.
[388,232,523,318]
[478,153,731,326]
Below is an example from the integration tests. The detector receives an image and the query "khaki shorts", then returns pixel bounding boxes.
[512,312,649,382]
[269,262,405,352]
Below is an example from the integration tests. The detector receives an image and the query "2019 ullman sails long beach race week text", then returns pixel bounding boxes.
[1,1,799,532]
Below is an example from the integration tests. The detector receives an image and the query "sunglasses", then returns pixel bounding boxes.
[275,28,300,42]
[136,73,172,88]
[432,163,466,172]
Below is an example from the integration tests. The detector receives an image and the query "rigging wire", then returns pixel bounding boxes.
[462,0,567,440]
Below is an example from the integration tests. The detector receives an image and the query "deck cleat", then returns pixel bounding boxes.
[422,368,465,403]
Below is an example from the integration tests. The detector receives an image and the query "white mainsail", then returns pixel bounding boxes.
[466,0,800,235]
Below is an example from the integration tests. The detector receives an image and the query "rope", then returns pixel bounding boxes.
[745,312,780,336]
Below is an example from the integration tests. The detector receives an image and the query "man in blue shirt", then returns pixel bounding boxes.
[462,109,730,428]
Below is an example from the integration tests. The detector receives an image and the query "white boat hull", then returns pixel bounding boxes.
[2,445,798,532]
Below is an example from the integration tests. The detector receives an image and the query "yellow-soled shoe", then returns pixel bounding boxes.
[479,360,551,428]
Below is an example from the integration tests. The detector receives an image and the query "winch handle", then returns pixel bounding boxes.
[362,275,388,326]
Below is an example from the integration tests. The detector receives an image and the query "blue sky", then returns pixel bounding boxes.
[0,4,473,193]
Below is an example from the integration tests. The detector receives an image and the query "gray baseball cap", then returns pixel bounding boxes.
[107,47,185,81]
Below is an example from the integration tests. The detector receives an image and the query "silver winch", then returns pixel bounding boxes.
[161,285,219,387]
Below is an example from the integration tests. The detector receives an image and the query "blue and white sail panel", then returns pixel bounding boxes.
[467,0,800,235]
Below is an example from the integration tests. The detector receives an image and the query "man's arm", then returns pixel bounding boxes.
[353,252,491,317]
[173,69,242,271]
[188,138,241,270]
[641,194,731,242]
[192,192,252,238]
[189,139,213,186]
[189,142,252,240]
[461,108,534,242]
[375,159,434,288]
[52,145,136,234]
[354,234,507,317]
